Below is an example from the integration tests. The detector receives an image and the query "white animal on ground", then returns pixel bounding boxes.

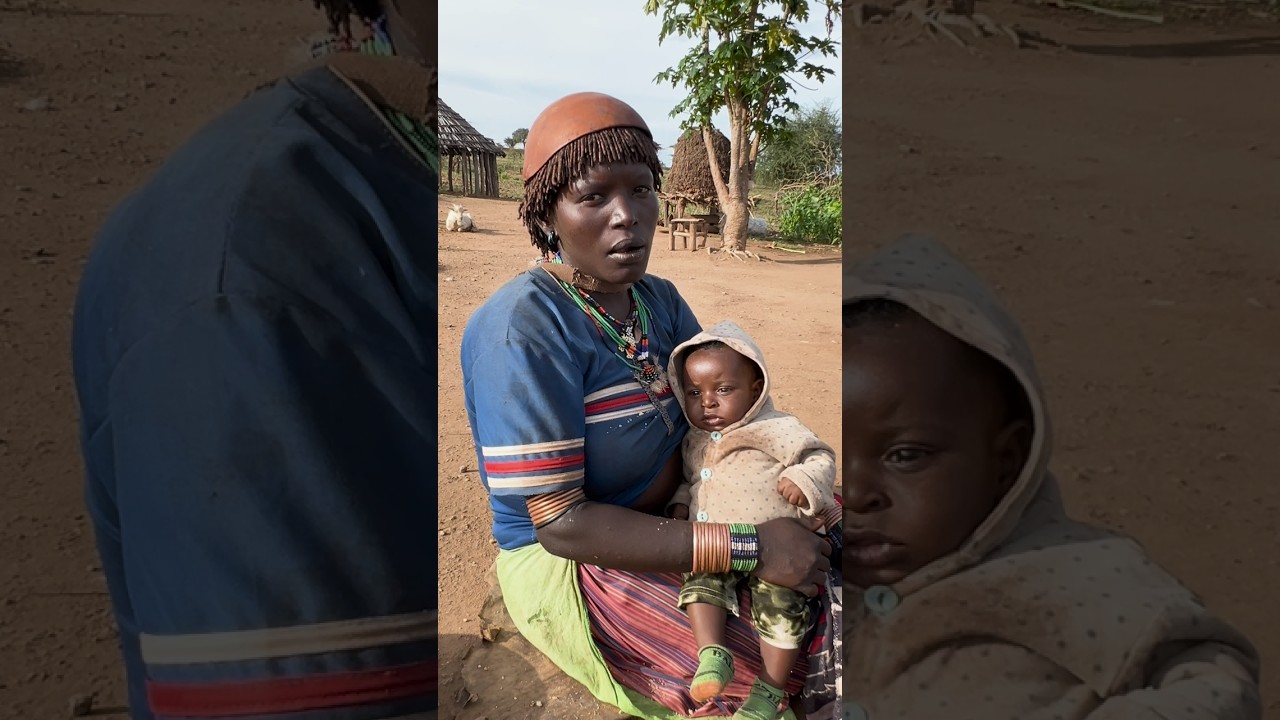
[445,203,475,232]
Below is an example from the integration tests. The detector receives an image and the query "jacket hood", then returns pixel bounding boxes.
[844,233,1061,593]
[668,319,775,433]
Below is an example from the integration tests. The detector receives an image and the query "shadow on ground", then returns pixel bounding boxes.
[0,4,169,19]
[1069,34,1280,58]
[0,48,28,84]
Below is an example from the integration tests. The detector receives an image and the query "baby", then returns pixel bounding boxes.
[841,234,1261,719]
[666,320,838,720]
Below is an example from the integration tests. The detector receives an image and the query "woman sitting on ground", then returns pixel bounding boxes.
[460,92,841,719]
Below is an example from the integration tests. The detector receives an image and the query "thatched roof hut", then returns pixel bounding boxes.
[439,99,505,198]
[661,128,730,230]
[664,128,730,204]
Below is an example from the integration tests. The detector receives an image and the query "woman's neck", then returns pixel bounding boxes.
[593,289,632,320]
[541,257,635,299]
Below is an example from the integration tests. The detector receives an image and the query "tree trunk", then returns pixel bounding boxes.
[720,194,750,252]
[704,106,755,253]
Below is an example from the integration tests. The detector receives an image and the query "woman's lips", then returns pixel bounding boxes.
[607,238,649,264]
[607,246,647,264]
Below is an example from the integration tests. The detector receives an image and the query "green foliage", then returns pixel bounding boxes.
[756,101,841,185]
[496,150,524,200]
[777,183,841,245]
[644,0,840,151]
[504,127,529,148]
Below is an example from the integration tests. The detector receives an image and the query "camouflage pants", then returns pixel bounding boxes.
[678,571,811,650]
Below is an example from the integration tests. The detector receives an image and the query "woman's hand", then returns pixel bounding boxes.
[754,516,831,597]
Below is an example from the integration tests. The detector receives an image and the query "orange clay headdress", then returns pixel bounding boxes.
[517,92,662,255]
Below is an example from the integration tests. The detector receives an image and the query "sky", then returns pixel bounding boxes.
[438,2,842,165]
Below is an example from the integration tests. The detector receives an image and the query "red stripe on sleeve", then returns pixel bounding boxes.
[146,660,435,717]
[483,452,584,474]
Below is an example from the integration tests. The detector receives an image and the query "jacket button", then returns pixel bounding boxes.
[699,468,713,480]
[696,511,709,521]
[844,701,869,720]
[863,585,900,615]
[710,431,722,441]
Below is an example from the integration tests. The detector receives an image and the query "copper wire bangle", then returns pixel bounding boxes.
[820,505,843,532]
[692,522,732,574]
[526,487,588,528]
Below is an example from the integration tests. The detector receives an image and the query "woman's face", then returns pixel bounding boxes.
[551,162,659,286]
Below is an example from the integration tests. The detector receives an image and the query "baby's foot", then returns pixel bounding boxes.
[690,644,735,702]
[731,678,786,720]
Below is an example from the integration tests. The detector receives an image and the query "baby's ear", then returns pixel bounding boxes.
[751,377,764,399]
[994,419,1032,494]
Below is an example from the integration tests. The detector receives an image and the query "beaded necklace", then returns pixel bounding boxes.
[546,255,674,434]
[357,19,438,175]
[311,16,438,176]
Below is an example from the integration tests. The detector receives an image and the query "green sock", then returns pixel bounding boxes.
[690,644,735,702]
[732,678,787,720]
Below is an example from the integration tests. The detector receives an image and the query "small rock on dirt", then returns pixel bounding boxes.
[454,686,477,707]
[20,97,51,112]
[68,693,95,717]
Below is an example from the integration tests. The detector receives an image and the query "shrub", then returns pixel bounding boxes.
[777,183,841,245]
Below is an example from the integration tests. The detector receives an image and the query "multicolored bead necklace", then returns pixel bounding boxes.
[311,16,438,176]
[547,255,674,434]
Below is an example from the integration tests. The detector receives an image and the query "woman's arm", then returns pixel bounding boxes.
[535,497,833,596]
[535,497,694,571]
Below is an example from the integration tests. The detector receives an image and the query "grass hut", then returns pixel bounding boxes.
[439,99,505,198]
[662,128,730,232]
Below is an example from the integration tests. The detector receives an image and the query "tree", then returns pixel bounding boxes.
[505,127,529,149]
[645,0,839,253]
[756,101,841,185]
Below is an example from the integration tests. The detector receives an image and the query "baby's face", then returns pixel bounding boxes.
[680,347,763,433]
[842,314,1025,588]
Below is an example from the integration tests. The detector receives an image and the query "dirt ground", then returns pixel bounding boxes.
[2,0,1278,718]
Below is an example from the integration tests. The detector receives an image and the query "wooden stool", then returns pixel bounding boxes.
[669,217,708,251]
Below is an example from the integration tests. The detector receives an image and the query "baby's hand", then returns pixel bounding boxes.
[670,503,690,520]
[778,478,809,509]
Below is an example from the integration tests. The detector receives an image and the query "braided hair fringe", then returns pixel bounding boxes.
[518,126,662,254]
